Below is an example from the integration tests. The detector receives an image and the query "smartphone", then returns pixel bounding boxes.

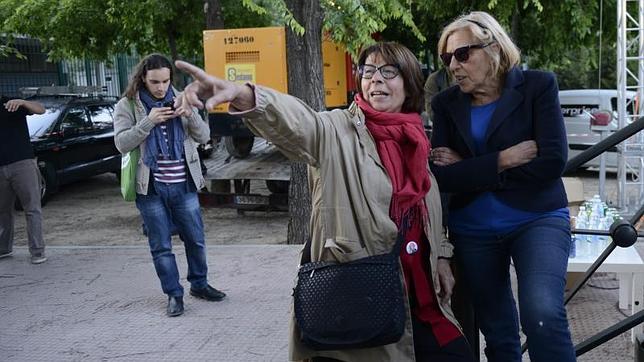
[161,100,175,110]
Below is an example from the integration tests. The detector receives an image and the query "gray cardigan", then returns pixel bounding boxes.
[113,88,210,195]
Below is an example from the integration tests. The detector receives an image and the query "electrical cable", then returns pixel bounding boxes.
[598,0,603,89]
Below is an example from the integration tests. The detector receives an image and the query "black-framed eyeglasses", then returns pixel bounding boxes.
[440,42,494,67]
[358,64,401,80]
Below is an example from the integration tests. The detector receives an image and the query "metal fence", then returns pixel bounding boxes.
[0,37,59,97]
[58,55,140,98]
[1,37,140,98]
[1,37,199,99]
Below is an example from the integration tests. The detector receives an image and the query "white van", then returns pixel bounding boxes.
[558,89,636,169]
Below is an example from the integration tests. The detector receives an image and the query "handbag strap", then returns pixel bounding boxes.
[300,229,406,265]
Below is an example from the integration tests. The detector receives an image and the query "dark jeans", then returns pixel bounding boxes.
[453,216,576,362]
[136,181,208,297]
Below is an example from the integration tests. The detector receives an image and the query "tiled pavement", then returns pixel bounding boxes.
[0,244,642,361]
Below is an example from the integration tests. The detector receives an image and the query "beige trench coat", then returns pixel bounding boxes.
[238,86,460,362]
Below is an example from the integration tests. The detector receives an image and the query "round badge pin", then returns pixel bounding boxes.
[406,241,418,255]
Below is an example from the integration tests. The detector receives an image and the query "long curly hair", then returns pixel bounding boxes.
[123,53,173,99]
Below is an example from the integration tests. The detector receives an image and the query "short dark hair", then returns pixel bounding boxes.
[355,42,424,113]
[123,53,173,99]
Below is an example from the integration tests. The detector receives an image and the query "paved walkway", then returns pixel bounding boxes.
[0,245,641,361]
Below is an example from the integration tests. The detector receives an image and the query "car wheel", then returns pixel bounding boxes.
[224,135,254,159]
[265,180,289,194]
[39,161,58,204]
[38,167,47,205]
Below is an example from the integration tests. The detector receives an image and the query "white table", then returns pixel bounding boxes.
[568,245,644,339]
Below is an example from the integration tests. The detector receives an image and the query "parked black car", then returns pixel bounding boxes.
[26,94,121,203]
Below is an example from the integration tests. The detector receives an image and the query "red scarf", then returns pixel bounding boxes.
[355,94,431,227]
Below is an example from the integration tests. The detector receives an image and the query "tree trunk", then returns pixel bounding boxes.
[167,28,186,88]
[167,27,179,63]
[202,0,230,194]
[204,0,224,29]
[511,3,521,49]
[284,0,325,244]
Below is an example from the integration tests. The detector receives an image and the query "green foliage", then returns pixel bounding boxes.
[518,0,614,90]
[409,0,607,89]
[0,44,26,59]
[105,0,205,59]
[0,0,623,89]
[218,0,276,29]
[321,0,425,57]
[0,0,273,62]
[239,0,425,58]
[3,0,117,60]
[240,0,297,31]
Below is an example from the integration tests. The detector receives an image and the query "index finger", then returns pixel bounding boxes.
[175,60,210,82]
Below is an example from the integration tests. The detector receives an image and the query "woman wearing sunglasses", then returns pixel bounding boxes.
[174,42,474,362]
[429,11,575,362]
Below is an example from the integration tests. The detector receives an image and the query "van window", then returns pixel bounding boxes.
[610,97,635,115]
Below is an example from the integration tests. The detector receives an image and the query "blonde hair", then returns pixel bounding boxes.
[437,11,520,78]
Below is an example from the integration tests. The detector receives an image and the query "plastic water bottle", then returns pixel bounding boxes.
[590,195,604,217]
[575,206,590,258]
[601,209,619,250]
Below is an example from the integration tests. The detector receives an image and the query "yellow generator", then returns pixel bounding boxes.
[203,26,351,158]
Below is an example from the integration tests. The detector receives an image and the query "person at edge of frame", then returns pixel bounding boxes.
[0,96,47,265]
[113,53,226,318]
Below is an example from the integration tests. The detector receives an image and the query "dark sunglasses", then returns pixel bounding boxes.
[440,42,494,67]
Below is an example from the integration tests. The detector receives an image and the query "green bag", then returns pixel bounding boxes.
[120,147,139,202]
[120,99,139,202]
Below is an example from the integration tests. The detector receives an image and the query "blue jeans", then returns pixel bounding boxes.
[136,181,208,297]
[452,216,575,362]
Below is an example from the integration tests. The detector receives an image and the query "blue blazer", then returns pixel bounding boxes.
[430,67,568,212]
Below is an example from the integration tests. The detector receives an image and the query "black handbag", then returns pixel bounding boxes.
[293,233,406,350]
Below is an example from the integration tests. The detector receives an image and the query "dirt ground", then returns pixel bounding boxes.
[12,173,290,247]
[8,167,641,249]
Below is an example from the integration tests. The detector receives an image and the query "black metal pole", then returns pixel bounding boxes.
[629,202,644,225]
[511,117,644,356]
[563,116,644,175]
[575,310,644,356]
[564,242,617,305]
